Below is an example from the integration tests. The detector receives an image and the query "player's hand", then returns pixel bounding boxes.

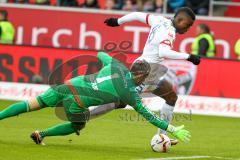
[172,125,191,142]
[187,54,201,65]
[168,125,191,143]
[104,18,120,27]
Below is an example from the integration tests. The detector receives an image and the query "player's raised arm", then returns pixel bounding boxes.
[104,12,155,27]
[97,51,113,66]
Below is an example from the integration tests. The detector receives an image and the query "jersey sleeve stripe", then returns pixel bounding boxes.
[146,14,150,25]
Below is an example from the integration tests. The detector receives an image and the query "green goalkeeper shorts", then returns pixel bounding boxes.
[37,84,86,114]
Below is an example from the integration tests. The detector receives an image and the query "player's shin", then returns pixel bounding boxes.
[0,101,30,120]
[0,97,46,121]
[39,122,79,138]
[152,80,177,135]
[32,122,85,144]
[158,103,174,135]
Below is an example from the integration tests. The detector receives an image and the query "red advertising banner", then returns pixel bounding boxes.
[2,4,240,59]
[0,44,137,82]
[0,44,240,99]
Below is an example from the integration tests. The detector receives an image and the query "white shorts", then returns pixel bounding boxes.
[133,58,168,93]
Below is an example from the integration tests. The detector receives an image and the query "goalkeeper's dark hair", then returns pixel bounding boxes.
[130,60,151,76]
[174,7,195,21]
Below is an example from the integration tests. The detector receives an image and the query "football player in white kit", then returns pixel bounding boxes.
[89,7,200,145]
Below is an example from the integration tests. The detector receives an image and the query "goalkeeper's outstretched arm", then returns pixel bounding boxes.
[132,100,191,142]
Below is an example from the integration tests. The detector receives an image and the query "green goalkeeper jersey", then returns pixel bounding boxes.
[68,52,169,130]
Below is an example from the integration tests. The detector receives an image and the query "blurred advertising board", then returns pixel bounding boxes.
[0,44,240,99]
[1,4,240,59]
[0,81,239,117]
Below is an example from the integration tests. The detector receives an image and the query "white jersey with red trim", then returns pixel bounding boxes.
[118,12,190,92]
[140,15,176,64]
[118,12,189,63]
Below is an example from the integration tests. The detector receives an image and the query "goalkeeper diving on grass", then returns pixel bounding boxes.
[0,52,190,145]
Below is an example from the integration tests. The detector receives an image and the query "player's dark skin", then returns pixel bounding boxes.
[132,73,149,86]
[153,12,194,106]
[104,9,197,108]
[173,12,194,34]
[152,80,178,106]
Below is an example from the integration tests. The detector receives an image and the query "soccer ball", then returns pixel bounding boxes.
[150,134,171,152]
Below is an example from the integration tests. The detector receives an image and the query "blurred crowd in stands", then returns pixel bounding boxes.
[0,0,210,15]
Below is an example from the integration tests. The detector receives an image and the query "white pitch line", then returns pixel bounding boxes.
[139,155,237,160]
[141,156,211,160]
[211,156,238,160]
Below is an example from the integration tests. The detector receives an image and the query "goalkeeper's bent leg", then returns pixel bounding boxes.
[39,122,85,138]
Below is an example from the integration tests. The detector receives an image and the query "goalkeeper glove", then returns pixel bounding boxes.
[104,18,120,27]
[187,54,201,65]
[167,125,191,142]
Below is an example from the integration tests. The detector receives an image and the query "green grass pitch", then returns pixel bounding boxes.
[0,100,239,160]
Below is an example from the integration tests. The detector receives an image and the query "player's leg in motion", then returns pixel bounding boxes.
[0,84,85,144]
[152,79,177,135]
[0,85,65,121]
[31,87,87,144]
[0,98,42,120]
[31,121,86,145]
[0,84,67,120]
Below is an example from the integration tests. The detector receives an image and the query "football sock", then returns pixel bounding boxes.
[158,103,174,135]
[39,122,75,138]
[0,101,29,120]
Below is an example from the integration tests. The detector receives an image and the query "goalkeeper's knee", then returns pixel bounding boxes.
[27,97,42,111]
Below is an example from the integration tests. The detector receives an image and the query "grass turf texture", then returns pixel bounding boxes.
[0,100,239,160]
